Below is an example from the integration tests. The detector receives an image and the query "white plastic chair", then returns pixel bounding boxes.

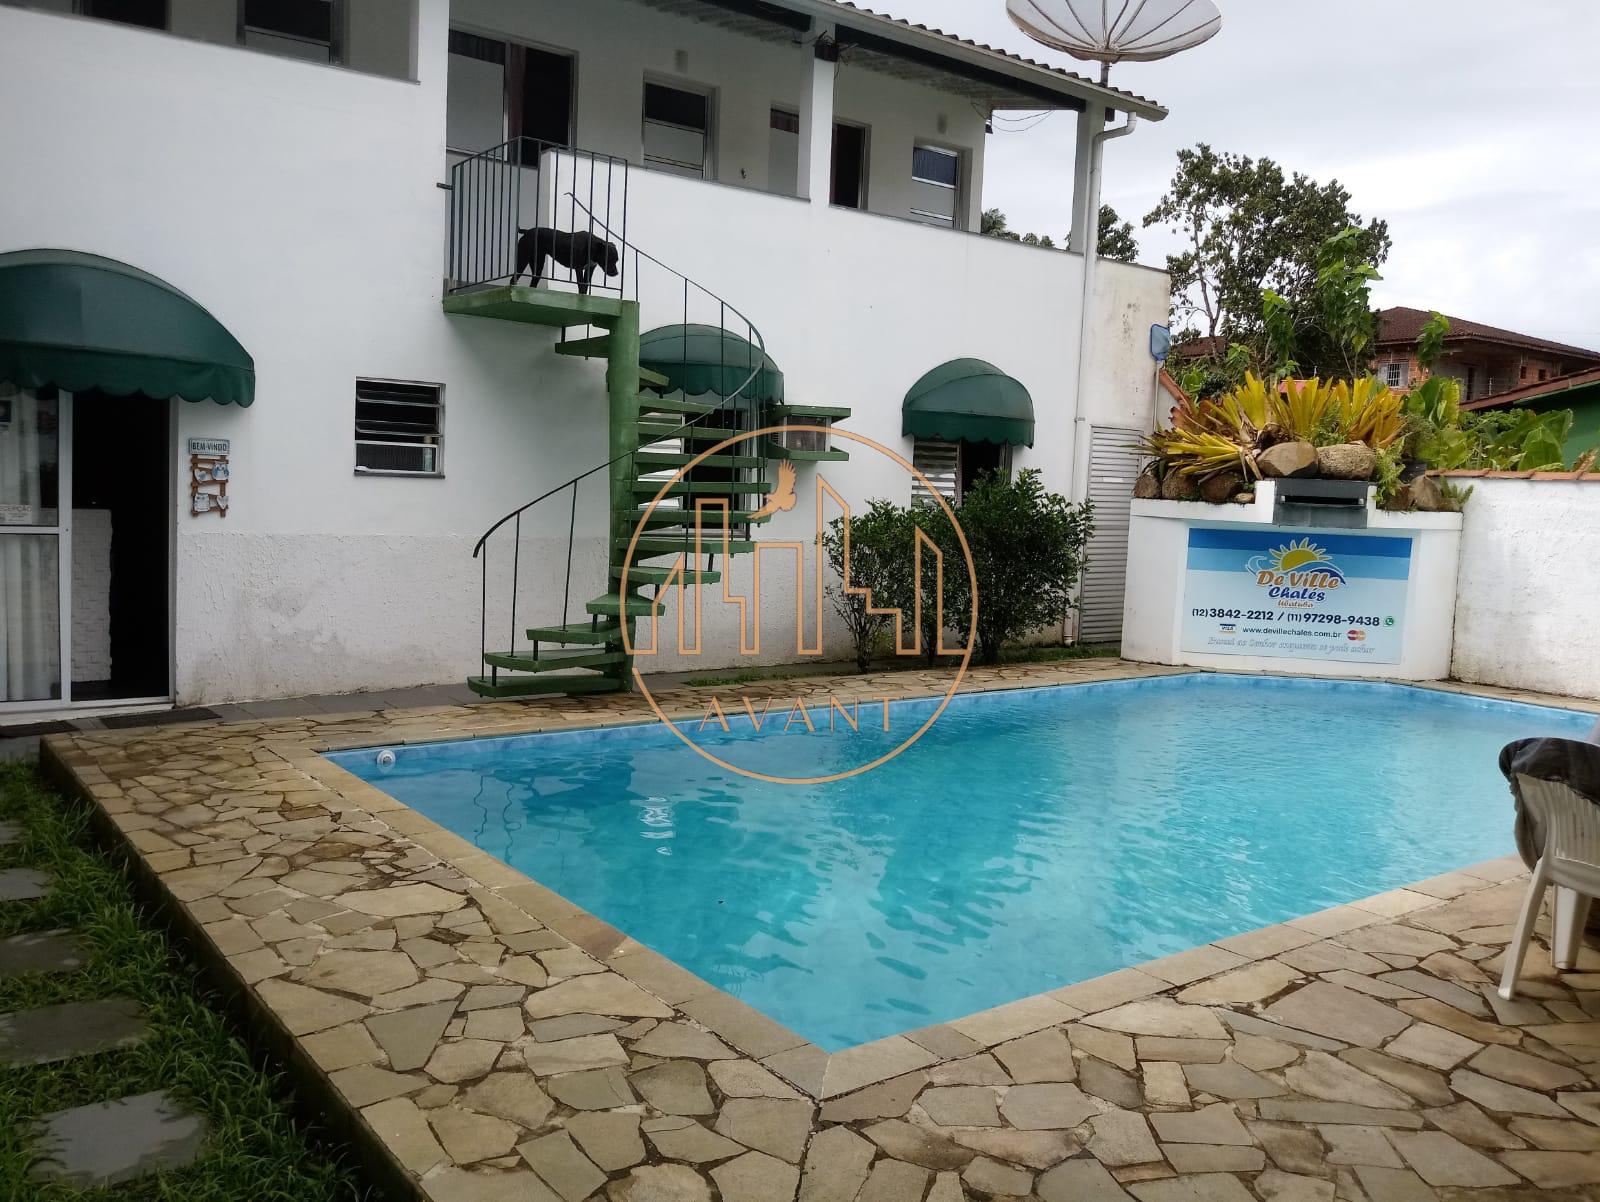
[1500,773,1600,1000]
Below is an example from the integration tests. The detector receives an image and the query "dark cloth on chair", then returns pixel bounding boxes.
[1500,737,1600,869]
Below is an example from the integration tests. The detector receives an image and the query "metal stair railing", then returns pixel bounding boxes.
[472,206,772,676]
[446,138,630,296]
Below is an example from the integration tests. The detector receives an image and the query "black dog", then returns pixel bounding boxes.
[513,228,620,295]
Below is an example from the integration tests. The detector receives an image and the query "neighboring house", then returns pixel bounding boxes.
[1371,307,1600,402]
[1461,366,1600,462]
[0,0,1171,713]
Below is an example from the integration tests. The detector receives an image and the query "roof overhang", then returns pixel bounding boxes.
[625,0,1167,118]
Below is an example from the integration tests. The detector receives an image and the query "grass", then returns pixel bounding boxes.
[680,641,1118,687]
[0,762,372,1202]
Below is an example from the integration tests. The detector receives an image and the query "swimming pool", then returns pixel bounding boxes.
[329,675,1589,1051]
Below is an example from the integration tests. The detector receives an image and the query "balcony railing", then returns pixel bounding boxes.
[446,138,629,296]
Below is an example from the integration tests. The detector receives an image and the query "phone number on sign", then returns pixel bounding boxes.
[1190,608,1384,627]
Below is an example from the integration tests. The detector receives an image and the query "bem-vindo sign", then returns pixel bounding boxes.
[1179,528,1411,664]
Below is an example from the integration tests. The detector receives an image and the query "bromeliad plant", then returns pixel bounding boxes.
[1140,372,1404,480]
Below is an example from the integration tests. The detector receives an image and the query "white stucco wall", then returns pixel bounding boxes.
[0,2,1169,705]
[1449,476,1600,701]
[1120,484,1464,682]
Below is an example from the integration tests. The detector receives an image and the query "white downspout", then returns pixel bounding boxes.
[1065,110,1137,642]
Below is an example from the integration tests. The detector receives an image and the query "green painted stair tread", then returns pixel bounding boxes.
[610,564,722,586]
[637,422,745,442]
[525,622,624,646]
[634,451,764,469]
[629,507,774,527]
[764,442,851,462]
[468,674,626,699]
[637,395,718,416]
[638,366,672,389]
[631,479,774,497]
[586,592,667,618]
[442,286,623,329]
[616,537,757,555]
[482,648,628,674]
[553,334,613,359]
[769,402,852,419]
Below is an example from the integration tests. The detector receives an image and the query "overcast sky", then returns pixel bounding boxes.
[871,1,1600,350]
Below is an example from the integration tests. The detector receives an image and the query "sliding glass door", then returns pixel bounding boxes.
[0,385,68,707]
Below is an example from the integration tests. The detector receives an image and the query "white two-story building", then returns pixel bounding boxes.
[0,0,1170,711]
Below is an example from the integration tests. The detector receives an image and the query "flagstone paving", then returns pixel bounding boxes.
[35,661,1600,1201]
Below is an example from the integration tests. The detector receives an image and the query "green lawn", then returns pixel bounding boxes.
[0,763,371,1202]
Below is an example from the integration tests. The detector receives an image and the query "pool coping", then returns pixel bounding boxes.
[37,660,1600,1199]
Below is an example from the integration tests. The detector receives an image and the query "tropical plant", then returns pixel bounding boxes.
[1142,373,1403,480]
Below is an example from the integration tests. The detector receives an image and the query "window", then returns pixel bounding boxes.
[768,107,799,197]
[1383,361,1407,389]
[1538,368,1548,381]
[775,416,831,454]
[909,144,960,227]
[446,31,574,157]
[241,0,341,64]
[911,439,958,505]
[911,438,1009,505]
[355,379,443,475]
[831,122,868,209]
[643,81,712,178]
[81,0,165,28]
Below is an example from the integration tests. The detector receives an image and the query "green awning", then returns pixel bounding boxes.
[639,323,783,404]
[903,359,1035,447]
[0,249,255,406]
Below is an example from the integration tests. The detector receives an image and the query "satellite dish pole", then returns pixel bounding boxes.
[1002,0,1222,629]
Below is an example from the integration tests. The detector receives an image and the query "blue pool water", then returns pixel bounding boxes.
[329,675,1590,1051]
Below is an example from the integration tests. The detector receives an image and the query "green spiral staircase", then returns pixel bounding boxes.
[447,281,849,699]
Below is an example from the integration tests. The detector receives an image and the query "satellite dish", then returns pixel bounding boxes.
[1006,0,1222,83]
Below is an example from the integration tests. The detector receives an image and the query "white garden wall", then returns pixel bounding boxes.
[1449,475,1600,701]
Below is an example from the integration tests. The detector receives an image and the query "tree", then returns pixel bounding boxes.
[982,205,1136,261]
[945,469,1093,665]
[1096,204,1138,263]
[1144,144,1390,358]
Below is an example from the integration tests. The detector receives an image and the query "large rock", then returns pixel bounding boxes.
[1133,466,1161,499]
[1159,470,1201,501]
[1257,440,1319,478]
[1410,474,1447,512]
[1199,472,1244,504]
[1317,441,1378,480]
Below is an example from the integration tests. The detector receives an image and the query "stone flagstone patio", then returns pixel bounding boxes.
[37,659,1600,1201]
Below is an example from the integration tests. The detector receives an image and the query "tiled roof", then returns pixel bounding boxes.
[821,0,1167,116]
[1377,306,1600,363]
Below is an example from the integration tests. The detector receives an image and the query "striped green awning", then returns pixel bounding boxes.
[903,358,1035,447]
[639,323,783,404]
[0,249,255,406]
